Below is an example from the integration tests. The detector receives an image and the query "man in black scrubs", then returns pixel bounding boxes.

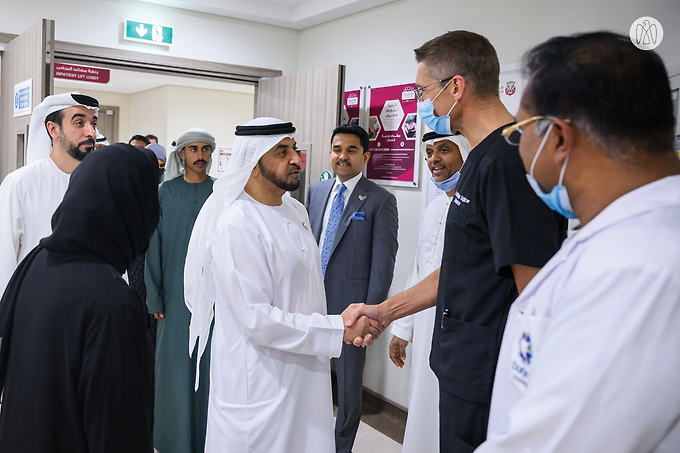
[347,30,567,452]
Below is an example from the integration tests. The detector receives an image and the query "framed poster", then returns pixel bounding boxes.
[365,83,420,187]
[342,89,362,126]
[217,147,231,172]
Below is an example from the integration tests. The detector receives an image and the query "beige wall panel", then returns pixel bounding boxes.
[255,65,344,192]
[0,19,53,180]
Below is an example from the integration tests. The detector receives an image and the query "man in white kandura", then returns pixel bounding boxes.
[184,118,381,453]
[0,92,99,293]
[389,131,470,453]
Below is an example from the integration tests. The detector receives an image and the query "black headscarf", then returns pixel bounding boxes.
[0,143,159,388]
[41,143,160,273]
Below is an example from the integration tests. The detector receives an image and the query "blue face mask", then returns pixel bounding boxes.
[525,123,577,219]
[431,171,460,192]
[417,79,456,135]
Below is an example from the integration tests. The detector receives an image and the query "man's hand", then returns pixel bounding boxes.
[389,335,408,368]
[153,312,164,319]
[341,304,383,347]
[344,303,390,346]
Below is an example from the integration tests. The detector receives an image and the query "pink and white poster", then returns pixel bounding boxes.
[342,89,361,125]
[366,83,419,187]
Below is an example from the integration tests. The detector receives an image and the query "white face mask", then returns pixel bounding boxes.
[417,79,457,135]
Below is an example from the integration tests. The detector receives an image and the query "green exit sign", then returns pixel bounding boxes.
[124,19,173,46]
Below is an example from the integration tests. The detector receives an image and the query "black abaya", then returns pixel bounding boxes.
[0,144,160,453]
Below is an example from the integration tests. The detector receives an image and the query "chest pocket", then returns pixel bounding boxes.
[443,206,471,266]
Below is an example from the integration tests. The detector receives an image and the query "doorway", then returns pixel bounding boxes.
[97,106,119,144]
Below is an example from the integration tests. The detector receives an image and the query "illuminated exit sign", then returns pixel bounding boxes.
[124,19,173,46]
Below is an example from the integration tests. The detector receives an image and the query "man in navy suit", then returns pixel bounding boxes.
[306,124,398,453]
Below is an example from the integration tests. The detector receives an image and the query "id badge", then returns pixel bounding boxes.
[509,310,550,393]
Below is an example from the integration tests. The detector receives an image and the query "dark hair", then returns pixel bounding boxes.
[129,135,150,146]
[415,30,500,99]
[522,31,675,159]
[331,124,369,154]
[44,110,65,142]
[145,134,158,142]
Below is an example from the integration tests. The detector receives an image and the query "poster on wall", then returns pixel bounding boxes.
[365,83,420,187]
[499,63,526,116]
[217,147,231,172]
[342,89,361,125]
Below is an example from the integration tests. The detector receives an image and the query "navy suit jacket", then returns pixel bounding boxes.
[306,176,398,315]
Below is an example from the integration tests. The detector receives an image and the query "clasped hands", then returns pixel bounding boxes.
[341,303,390,347]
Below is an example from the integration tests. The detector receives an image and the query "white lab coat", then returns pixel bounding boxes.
[391,193,452,453]
[0,157,69,293]
[476,175,680,453]
[206,192,344,453]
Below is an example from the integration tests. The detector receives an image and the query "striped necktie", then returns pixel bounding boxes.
[320,183,346,277]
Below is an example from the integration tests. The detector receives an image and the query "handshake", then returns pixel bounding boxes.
[340,303,391,347]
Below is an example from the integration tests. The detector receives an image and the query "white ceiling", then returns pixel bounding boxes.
[54,67,255,95]
[136,0,397,30]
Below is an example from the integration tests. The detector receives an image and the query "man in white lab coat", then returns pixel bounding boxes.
[184,118,381,453]
[0,92,99,293]
[389,131,470,453]
[474,31,680,452]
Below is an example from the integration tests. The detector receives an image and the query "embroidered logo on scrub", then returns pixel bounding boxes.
[453,191,471,206]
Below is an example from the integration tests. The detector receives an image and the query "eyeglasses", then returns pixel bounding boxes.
[501,116,571,145]
[414,77,454,102]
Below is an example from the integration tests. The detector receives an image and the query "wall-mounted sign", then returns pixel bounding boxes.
[365,83,419,187]
[14,79,32,118]
[217,147,232,172]
[498,63,526,116]
[342,89,361,125]
[54,63,110,84]
[124,19,173,46]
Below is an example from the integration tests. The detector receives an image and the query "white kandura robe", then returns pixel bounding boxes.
[391,193,452,453]
[0,157,69,293]
[206,191,345,453]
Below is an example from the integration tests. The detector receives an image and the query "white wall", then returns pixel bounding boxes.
[164,85,254,179]
[298,0,680,408]
[130,85,170,146]
[56,84,254,166]
[54,87,133,143]
[0,0,300,75]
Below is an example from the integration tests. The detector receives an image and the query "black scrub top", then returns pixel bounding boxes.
[430,124,568,405]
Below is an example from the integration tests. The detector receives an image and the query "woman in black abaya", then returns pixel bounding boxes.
[0,144,160,452]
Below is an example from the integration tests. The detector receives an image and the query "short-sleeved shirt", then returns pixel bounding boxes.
[430,124,567,405]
